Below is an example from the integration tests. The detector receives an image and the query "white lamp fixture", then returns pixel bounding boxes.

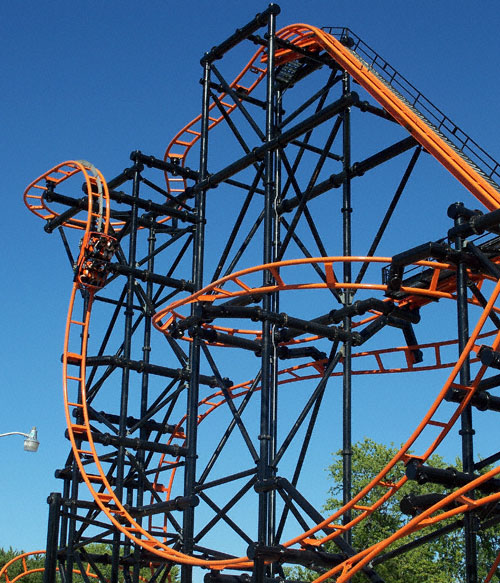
[23,427,40,452]
[0,427,40,452]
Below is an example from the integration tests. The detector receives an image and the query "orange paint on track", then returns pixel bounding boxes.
[21,22,500,581]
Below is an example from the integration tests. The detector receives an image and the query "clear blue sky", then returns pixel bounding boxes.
[1,0,499,556]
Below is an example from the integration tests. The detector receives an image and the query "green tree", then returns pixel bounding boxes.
[325,439,463,582]
[286,438,500,582]
[69,543,180,583]
[0,548,44,583]
[0,545,179,583]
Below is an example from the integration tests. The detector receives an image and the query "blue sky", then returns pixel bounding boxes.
[1,0,500,557]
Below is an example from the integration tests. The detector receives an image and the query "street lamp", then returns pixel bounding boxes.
[0,427,40,452]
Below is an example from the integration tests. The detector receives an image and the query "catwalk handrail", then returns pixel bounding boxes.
[323,26,500,187]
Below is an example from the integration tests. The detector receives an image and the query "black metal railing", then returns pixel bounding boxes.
[322,27,500,189]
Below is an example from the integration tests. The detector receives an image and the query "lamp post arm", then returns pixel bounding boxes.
[0,428,39,452]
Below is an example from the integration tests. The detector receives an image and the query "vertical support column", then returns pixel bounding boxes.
[341,70,353,546]
[43,492,62,583]
[133,225,156,583]
[449,202,477,583]
[59,473,70,555]
[180,56,210,583]
[65,458,79,583]
[269,88,282,546]
[112,156,142,583]
[256,10,277,583]
[268,87,282,571]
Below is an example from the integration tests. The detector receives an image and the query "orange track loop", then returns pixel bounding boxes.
[62,253,500,572]
[26,22,500,580]
[145,326,496,547]
[147,328,494,528]
[23,160,120,231]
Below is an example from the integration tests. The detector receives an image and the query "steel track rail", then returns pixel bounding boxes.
[21,17,500,583]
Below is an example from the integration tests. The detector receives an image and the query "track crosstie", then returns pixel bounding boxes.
[11,6,500,583]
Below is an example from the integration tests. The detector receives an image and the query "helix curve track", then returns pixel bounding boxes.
[0,551,163,583]
[15,5,500,583]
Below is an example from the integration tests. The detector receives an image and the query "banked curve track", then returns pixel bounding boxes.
[16,16,500,583]
[0,551,158,583]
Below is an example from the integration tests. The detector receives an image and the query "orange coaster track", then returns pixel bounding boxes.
[20,6,500,583]
[0,551,156,583]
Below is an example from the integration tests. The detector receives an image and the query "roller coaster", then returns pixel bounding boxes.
[4,4,500,583]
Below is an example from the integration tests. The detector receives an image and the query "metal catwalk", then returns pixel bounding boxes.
[3,5,500,583]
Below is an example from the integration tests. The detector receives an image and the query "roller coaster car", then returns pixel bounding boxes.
[76,232,117,290]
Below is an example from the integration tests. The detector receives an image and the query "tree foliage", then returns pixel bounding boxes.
[0,544,179,583]
[286,438,500,582]
[0,548,44,583]
[325,438,463,582]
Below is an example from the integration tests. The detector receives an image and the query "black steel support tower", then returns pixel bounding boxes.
[450,202,478,583]
[24,7,500,583]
